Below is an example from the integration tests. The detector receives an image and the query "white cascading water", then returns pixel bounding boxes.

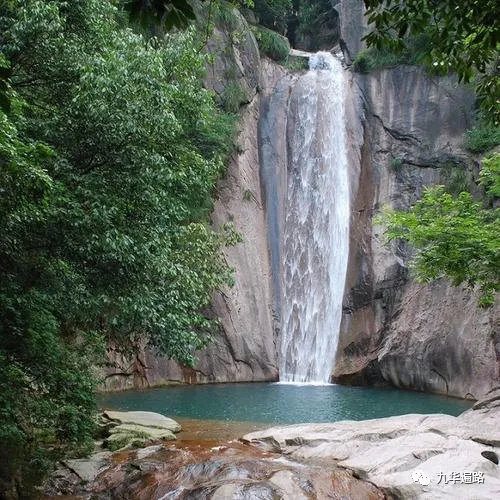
[279,52,350,384]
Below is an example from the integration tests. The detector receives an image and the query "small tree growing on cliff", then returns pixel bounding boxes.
[381,153,500,306]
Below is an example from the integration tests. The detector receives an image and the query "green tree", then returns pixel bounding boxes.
[0,0,237,493]
[253,0,292,33]
[382,153,500,306]
[363,0,499,124]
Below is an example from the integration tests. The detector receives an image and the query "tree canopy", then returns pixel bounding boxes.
[0,0,237,494]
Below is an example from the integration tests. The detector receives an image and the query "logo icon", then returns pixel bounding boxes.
[412,470,431,486]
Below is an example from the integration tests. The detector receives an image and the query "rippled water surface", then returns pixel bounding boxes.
[101,383,471,424]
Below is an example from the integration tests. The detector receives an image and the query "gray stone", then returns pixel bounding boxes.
[203,7,260,108]
[335,65,498,399]
[103,410,181,432]
[62,452,111,483]
[244,404,500,499]
[269,470,309,499]
[339,0,366,62]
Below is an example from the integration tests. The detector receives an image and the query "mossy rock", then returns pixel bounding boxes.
[105,433,149,452]
[109,424,176,441]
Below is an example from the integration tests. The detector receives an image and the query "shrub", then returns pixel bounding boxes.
[253,25,290,61]
[222,82,247,113]
[441,162,469,196]
[283,55,308,72]
[390,157,403,170]
[212,1,240,31]
[353,34,432,73]
[252,0,292,33]
[353,50,373,73]
[464,121,500,154]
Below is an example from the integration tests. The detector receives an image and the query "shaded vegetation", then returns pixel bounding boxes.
[353,34,432,72]
[464,120,500,154]
[252,0,292,34]
[291,0,339,51]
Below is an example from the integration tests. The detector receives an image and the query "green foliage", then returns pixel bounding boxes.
[253,25,290,61]
[222,82,247,112]
[282,55,308,72]
[390,157,403,171]
[0,0,237,493]
[254,0,292,34]
[464,121,500,154]
[381,154,500,306]
[243,189,253,201]
[252,0,292,33]
[352,50,374,73]
[441,163,469,197]
[363,0,499,124]
[212,0,241,31]
[123,0,196,31]
[353,34,432,73]
[291,0,339,51]
[480,153,500,201]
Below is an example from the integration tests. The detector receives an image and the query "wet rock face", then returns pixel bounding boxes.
[44,440,386,499]
[335,65,499,399]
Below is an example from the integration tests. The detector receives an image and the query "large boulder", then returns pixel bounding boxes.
[100,411,180,451]
[103,410,182,433]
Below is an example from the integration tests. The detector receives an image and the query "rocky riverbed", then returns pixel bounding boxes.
[44,390,500,499]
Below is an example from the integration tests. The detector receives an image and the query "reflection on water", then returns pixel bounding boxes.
[101,383,472,426]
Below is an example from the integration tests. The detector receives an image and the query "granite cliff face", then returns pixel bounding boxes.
[104,3,498,398]
[333,28,499,400]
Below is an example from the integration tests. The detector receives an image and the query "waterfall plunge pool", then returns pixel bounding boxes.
[101,383,471,430]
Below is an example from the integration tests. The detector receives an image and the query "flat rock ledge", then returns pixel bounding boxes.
[100,410,181,452]
[243,389,500,499]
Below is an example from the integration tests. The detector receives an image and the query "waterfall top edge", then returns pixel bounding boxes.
[309,51,339,71]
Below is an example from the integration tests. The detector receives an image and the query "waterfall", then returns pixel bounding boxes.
[276,52,350,384]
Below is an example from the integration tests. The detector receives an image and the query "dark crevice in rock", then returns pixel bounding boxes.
[430,368,449,395]
[372,113,422,145]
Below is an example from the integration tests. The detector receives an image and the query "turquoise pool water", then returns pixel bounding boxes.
[101,383,472,424]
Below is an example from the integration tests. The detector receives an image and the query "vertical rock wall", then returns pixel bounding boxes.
[334,65,499,399]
